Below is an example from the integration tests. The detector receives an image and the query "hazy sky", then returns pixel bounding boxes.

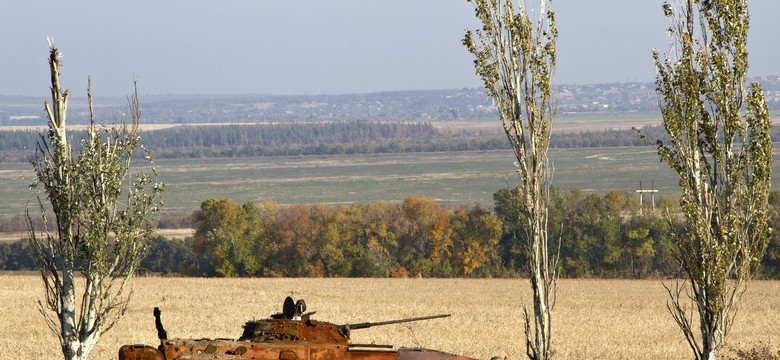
[2,1,778,96]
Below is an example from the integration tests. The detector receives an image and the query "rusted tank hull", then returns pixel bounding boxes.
[118,345,164,360]
[119,342,476,360]
[119,298,476,360]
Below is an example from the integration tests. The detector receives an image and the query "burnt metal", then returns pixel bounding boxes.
[117,297,476,360]
[153,307,167,340]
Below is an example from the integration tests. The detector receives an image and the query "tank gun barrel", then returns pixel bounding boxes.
[341,313,450,334]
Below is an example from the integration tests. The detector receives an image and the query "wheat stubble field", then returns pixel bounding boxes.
[1,276,778,359]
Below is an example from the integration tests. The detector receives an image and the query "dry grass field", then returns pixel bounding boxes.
[0,228,196,243]
[1,276,778,359]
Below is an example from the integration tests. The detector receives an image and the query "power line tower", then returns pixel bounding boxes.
[635,180,658,215]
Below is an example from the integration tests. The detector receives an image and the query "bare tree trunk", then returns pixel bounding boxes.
[528,237,552,359]
[61,269,77,359]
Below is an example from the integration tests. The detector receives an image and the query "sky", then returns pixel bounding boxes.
[2,1,778,96]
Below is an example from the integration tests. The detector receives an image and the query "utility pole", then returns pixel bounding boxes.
[635,180,658,214]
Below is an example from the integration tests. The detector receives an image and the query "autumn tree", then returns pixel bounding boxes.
[464,0,558,358]
[350,202,401,277]
[27,44,163,360]
[650,0,772,358]
[451,206,503,276]
[309,203,347,276]
[399,196,454,276]
[279,204,319,276]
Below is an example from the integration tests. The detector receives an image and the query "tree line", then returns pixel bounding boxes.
[4,188,780,278]
[5,120,777,162]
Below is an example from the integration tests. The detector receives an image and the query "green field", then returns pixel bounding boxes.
[3,146,780,216]
[0,147,676,216]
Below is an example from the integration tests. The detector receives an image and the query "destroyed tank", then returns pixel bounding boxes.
[118,297,477,360]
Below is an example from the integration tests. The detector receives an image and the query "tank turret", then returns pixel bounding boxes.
[118,296,476,360]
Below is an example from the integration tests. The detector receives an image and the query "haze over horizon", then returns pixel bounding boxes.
[2,1,778,97]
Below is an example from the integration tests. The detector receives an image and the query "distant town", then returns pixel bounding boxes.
[2,77,779,126]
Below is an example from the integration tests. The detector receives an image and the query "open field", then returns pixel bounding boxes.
[0,113,662,133]
[0,147,683,217]
[430,114,663,134]
[1,276,778,359]
[4,146,780,216]
[434,113,780,134]
[0,228,195,243]
[1,114,779,218]
[0,123,186,132]
[3,146,780,217]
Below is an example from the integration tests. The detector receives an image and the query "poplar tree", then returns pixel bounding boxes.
[651,1,771,359]
[27,43,163,360]
[464,1,558,358]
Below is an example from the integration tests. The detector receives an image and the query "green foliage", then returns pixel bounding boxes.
[494,186,682,279]
[651,0,772,358]
[17,188,780,279]
[14,121,780,163]
[179,191,685,279]
[26,45,163,360]
[0,240,36,270]
[762,191,780,278]
[139,236,204,276]
[192,199,259,277]
[464,0,559,357]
